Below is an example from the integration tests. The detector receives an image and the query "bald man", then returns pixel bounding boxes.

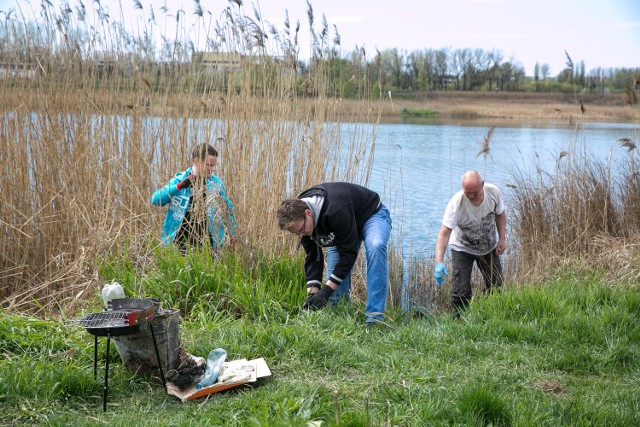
[433,171,506,315]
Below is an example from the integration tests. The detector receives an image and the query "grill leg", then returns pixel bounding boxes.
[149,323,167,392]
[93,335,98,380]
[103,334,111,412]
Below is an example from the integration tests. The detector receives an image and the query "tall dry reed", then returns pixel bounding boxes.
[509,138,640,283]
[0,0,389,313]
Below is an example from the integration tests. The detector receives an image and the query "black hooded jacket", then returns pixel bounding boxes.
[298,182,381,288]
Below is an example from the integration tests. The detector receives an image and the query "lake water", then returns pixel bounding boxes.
[356,119,639,258]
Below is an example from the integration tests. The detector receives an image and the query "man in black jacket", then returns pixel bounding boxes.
[277,182,392,325]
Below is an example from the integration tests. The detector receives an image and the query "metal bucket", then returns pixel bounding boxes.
[113,308,181,376]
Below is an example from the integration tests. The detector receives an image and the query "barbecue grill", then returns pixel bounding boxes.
[72,298,167,412]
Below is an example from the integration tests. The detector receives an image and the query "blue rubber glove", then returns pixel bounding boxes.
[434,262,448,286]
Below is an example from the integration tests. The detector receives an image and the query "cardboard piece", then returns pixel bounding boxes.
[167,358,271,402]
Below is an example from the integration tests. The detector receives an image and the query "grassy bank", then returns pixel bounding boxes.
[1,273,638,426]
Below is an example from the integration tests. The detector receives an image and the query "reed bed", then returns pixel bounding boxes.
[0,0,385,313]
[509,139,640,283]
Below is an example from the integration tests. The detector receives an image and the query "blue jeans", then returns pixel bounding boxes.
[325,205,392,323]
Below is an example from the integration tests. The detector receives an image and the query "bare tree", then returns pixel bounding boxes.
[433,48,449,90]
[450,48,468,90]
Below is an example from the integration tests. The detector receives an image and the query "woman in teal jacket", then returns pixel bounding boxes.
[151,144,236,251]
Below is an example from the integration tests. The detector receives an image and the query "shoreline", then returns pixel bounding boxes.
[372,92,640,123]
[2,87,638,123]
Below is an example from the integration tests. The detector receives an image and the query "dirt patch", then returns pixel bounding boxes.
[534,379,564,395]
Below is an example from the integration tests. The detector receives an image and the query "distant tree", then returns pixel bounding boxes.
[407,49,435,92]
[417,50,433,91]
[386,48,405,88]
[433,48,449,90]
[540,63,550,80]
[405,50,421,91]
[324,56,355,97]
[465,48,489,91]
[512,64,526,90]
[450,48,467,90]
[587,67,604,93]
[496,59,524,91]
[497,62,512,91]
[346,46,373,97]
[485,49,502,91]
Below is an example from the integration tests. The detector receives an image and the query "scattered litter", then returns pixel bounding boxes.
[167,357,271,402]
[195,348,227,389]
[166,349,206,390]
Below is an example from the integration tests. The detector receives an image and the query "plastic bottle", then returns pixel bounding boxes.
[195,348,227,390]
[101,282,125,310]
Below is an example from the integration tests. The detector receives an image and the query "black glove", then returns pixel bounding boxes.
[176,176,192,190]
[303,285,321,305]
[302,285,334,310]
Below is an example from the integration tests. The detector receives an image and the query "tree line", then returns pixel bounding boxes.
[0,0,638,100]
[303,46,639,99]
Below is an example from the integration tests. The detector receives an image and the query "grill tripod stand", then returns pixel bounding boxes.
[91,323,167,412]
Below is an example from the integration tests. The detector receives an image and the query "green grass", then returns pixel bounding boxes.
[400,107,439,118]
[97,243,307,320]
[1,259,639,426]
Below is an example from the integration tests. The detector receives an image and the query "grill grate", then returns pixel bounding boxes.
[73,311,131,329]
[72,299,155,331]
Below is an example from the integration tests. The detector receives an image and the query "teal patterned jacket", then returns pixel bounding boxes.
[151,167,236,247]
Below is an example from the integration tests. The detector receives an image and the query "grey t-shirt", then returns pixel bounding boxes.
[442,183,505,256]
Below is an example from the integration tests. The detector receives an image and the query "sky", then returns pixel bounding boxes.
[2,0,639,76]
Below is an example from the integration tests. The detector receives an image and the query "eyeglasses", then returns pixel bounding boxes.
[293,216,306,237]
